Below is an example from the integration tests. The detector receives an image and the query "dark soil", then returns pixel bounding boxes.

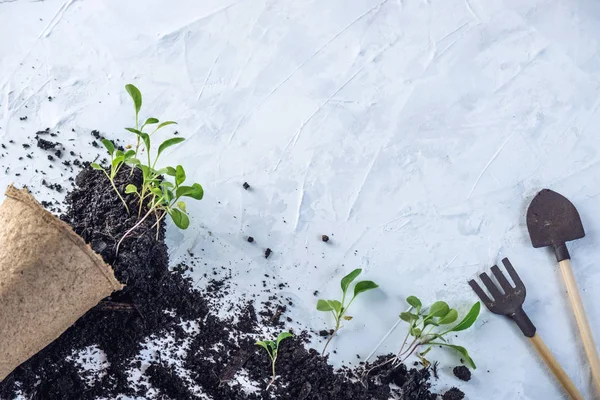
[0,160,461,399]
[442,387,465,400]
[453,365,471,382]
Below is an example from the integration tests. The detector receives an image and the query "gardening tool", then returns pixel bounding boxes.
[469,258,584,400]
[527,189,600,395]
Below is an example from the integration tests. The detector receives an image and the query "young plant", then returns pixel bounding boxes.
[255,331,293,389]
[116,163,203,253]
[124,84,176,160]
[366,297,480,378]
[91,139,137,214]
[110,84,203,254]
[316,268,378,355]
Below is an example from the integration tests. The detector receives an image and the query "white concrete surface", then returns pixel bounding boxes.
[2,0,600,398]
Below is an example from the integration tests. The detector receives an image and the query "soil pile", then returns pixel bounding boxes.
[0,163,458,399]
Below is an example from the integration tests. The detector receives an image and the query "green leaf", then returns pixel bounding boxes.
[450,302,480,332]
[164,188,174,203]
[150,187,162,197]
[125,184,138,194]
[407,296,422,311]
[138,132,151,152]
[176,183,204,200]
[353,280,378,297]
[165,166,177,176]
[327,300,342,314]
[433,343,476,369]
[256,341,269,351]
[157,121,177,130]
[124,149,136,159]
[125,84,142,115]
[157,137,185,158]
[341,268,361,293]
[125,127,143,135]
[439,309,458,325]
[276,332,292,347]
[428,301,450,318]
[144,117,159,125]
[90,162,103,171]
[101,139,115,155]
[424,319,439,327]
[400,312,417,323]
[410,327,422,337]
[317,299,333,312]
[175,165,186,186]
[112,157,124,169]
[177,201,186,212]
[140,165,150,179]
[127,158,141,166]
[168,208,190,229]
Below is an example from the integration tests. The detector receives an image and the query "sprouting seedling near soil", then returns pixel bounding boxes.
[364,297,480,379]
[116,163,203,254]
[91,139,137,214]
[110,84,203,255]
[124,84,177,160]
[256,331,293,390]
[317,268,378,356]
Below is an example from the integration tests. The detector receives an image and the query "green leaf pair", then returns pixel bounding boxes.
[316,268,378,355]
[256,331,293,386]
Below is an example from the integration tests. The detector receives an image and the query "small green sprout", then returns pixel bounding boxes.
[91,139,137,214]
[365,297,480,379]
[124,83,177,161]
[256,331,293,389]
[316,268,378,355]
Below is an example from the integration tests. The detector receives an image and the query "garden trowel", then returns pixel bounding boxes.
[527,189,600,395]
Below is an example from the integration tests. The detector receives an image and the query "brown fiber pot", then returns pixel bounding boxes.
[0,185,123,381]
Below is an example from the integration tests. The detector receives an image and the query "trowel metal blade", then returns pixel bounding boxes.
[526,189,585,248]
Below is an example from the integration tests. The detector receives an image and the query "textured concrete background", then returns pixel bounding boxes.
[2,0,600,398]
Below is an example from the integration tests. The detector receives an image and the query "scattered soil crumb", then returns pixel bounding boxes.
[453,365,471,382]
[443,387,465,400]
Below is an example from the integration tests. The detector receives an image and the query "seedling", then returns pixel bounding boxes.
[109,84,204,253]
[116,163,203,253]
[316,268,378,355]
[365,297,480,378]
[256,331,293,389]
[91,139,137,214]
[124,84,176,160]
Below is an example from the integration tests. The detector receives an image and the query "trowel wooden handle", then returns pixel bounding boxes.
[529,334,584,400]
[559,259,600,395]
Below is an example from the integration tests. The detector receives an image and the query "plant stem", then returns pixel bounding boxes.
[152,210,167,239]
[115,206,155,255]
[104,171,129,214]
[321,320,340,356]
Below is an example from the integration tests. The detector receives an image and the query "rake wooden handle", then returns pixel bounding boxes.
[559,259,600,394]
[529,334,584,400]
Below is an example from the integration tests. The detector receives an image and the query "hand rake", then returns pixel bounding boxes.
[469,258,583,400]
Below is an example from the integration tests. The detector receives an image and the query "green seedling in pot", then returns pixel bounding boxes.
[256,331,293,389]
[365,297,480,378]
[316,268,378,356]
[91,139,137,214]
